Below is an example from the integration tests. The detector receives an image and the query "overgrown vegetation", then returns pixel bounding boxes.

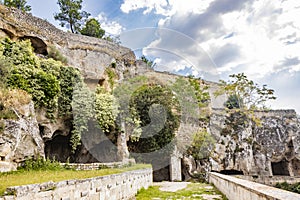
[94,86,119,133]
[275,182,300,194]
[128,84,180,155]
[0,38,90,152]
[47,45,67,64]
[188,129,215,160]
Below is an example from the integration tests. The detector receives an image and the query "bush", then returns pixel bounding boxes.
[47,45,67,64]
[18,157,65,171]
[275,182,300,194]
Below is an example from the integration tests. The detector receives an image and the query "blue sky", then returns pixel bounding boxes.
[27,0,300,113]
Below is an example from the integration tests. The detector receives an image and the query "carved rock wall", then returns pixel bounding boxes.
[210,109,300,176]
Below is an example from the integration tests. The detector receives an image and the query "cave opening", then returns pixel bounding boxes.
[44,131,72,162]
[153,165,170,182]
[271,160,290,176]
[19,36,47,55]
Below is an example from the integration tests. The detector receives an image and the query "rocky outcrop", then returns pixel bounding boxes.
[209,109,300,176]
[0,5,135,82]
[0,102,44,171]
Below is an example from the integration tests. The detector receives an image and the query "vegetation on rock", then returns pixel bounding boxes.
[215,73,276,110]
[1,0,31,12]
[128,83,180,155]
[80,18,105,39]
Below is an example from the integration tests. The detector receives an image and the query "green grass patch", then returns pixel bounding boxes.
[0,164,151,196]
[136,182,228,200]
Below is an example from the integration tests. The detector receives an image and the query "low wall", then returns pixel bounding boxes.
[61,160,136,170]
[233,175,300,186]
[209,172,300,200]
[0,168,152,200]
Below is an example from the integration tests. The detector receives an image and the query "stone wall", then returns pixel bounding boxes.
[0,168,152,200]
[209,172,300,200]
[62,160,136,170]
[234,175,300,186]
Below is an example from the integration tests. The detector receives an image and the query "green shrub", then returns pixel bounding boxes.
[275,182,300,194]
[18,157,64,171]
[47,45,67,64]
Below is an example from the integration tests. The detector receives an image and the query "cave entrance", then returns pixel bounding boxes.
[44,131,72,162]
[153,165,170,182]
[271,160,290,176]
[20,36,47,55]
[292,159,300,176]
[220,170,244,175]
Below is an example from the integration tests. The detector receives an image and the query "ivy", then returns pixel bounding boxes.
[70,81,93,152]
[105,67,117,90]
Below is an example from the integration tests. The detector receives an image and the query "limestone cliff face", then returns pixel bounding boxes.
[210,109,300,176]
[1,5,300,180]
[0,102,44,171]
[0,5,135,82]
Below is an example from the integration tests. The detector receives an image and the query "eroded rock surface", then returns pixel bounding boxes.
[0,102,44,171]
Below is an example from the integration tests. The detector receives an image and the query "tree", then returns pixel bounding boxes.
[54,0,90,33]
[80,18,105,38]
[140,55,156,68]
[3,0,31,12]
[215,73,276,110]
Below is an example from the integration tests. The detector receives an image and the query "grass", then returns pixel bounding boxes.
[136,182,228,200]
[0,164,151,196]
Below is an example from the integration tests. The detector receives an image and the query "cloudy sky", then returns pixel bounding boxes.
[27,0,300,113]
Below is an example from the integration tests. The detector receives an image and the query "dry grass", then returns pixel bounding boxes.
[0,88,31,118]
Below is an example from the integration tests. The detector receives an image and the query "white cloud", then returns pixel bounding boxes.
[96,13,124,35]
[119,0,300,112]
[120,0,170,15]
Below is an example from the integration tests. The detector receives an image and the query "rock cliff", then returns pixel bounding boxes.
[209,109,300,176]
[0,5,299,181]
[0,101,44,171]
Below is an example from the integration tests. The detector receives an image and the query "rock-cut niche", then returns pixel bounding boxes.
[271,160,290,176]
[44,131,72,162]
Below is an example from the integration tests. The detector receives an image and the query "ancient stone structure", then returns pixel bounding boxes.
[0,168,152,200]
[0,5,300,184]
[209,172,300,200]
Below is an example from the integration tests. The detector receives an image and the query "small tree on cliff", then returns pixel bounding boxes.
[54,0,90,33]
[80,18,105,39]
[3,0,31,12]
[215,73,276,110]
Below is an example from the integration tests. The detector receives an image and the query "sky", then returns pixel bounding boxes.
[26,0,300,114]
